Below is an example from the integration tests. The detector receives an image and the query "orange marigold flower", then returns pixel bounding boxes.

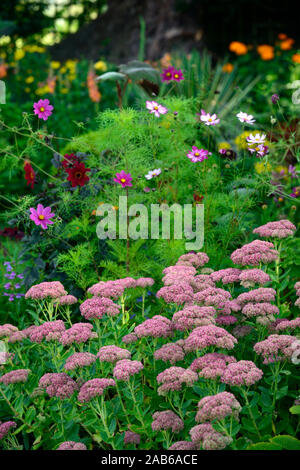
[278,33,287,40]
[229,41,248,55]
[292,53,300,64]
[222,63,234,73]
[280,38,295,50]
[0,63,7,78]
[257,45,274,60]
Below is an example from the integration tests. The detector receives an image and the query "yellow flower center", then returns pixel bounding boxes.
[174,74,179,78]
[154,106,158,110]
[195,152,199,156]
[38,215,45,220]
[120,178,126,183]
[40,107,45,112]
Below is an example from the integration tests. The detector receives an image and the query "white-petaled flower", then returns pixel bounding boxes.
[248,144,269,157]
[236,112,255,124]
[246,133,266,144]
[200,110,220,126]
[145,168,162,180]
[146,101,168,117]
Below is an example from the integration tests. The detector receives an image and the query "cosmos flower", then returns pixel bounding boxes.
[114,170,133,188]
[199,110,220,126]
[236,112,255,124]
[172,69,184,82]
[145,168,161,180]
[29,204,55,230]
[161,66,174,82]
[65,162,91,187]
[246,133,266,145]
[33,99,54,120]
[187,146,211,163]
[24,161,35,189]
[146,100,168,117]
[248,144,269,157]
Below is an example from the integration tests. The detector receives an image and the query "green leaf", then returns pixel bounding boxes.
[289,405,300,415]
[247,442,282,450]
[119,60,160,83]
[271,435,300,450]
[96,72,126,82]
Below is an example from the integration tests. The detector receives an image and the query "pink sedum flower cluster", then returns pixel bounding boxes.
[154,341,186,364]
[172,306,216,331]
[239,269,271,287]
[210,268,241,285]
[78,378,116,402]
[124,430,141,445]
[190,353,237,380]
[25,281,67,300]
[151,410,184,433]
[57,441,87,450]
[156,283,194,304]
[0,368,30,385]
[0,421,17,440]
[253,219,296,239]
[64,352,96,371]
[113,359,144,381]
[176,252,209,268]
[39,373,78,399]
[59,323,97,346]
[97,345,131,363]
[196,392,241,422]
[231,240,279,266]
[189,423,232,450]
[156,366,198,395]
[184,325,237,352]
[221,360,263,386]
[254,334,300,364]
[134,315,174,339]
[29,320,66,343]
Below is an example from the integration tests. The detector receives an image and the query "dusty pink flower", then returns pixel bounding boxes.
[156,283,194,304]
[163,265,196,276]
[0,369,30,385]
[154,341,185,364]
[29,204,55,230]
[210,269,241,285]
[275,318,300,331]
[134,315,174,338]
[29,320,65,343]
[162,272,194,286]
[236,288,276,305]
[87,280,125,299]
[194,287,231,309]
[242,302,279,319]
[169,441,196,450]
[113,359,144,381]
[219,300,241,315]
[0,421,17,440]
[254,334,300,364]
[39,373,78,399]
[114,170,133,188]
[216,315,237,326]
[172,306,216,331]
[124,430,140,445]
[232,325,253,338]
[97,345,131,363]
[136,277,154,288]
[25,281,66,300]
[59,323,97,346]
[64,352,96,371]
[0,324,18,339]
[196,392,241,422]
[253,219,296,239]
[231,240,279,266]
[78,378,116,402]
[80,297,120,320]
[57,295,78,305]
[176,252,209,267]
[152,410,184,433]
[190,352,237,380]
[117,277,137,288]
[156,366,198,395]
[189,423,232,450]
[184,325,237,352]
[8,331,26,343]
[239,269,270,287]
[57,441,87,450]
[221,360,263,386]
[191,275,215,293]
[122,333,138,344]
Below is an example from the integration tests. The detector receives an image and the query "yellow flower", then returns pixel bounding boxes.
[68,73,76,81]
[235,130,270,150]
[25,76,34,84]
[65,60,77,70]
[51,61,61,69]
[254,162,272,174]
[60,66,67,74]
[35,85,51,95]
[14,49,25,61]
[94,60,107,72]
[229,41,248,55]
[25,87,31,93]
[218,141,231,150]
[60,87,69,94]
[222,63,234,73]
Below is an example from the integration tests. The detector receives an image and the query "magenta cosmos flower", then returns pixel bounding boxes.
[29,204,55,230]
[199,110,220,126]
[146,100,168,117]
[187,146,211,163]
[113,170,133,188]
[33,99,54,121]
[161,66,175,82]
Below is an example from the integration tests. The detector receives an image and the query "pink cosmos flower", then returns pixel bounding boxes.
[199,110,220,126]
[248,144,269,157]
[33,99,54,120]
[187,146,211,162]
[236,112,255,124]
[113,170,133,188]
[29,204,55,230]
[161,66,175,82]
[246,133,266,145]
[172,69,184,82]
[146,100,168,117]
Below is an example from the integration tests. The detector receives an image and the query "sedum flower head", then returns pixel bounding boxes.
[152,410,184,433]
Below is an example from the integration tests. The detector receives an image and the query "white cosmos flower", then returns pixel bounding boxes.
[236,112,255,124]
[145,168,161,180]
[246,133,266,144]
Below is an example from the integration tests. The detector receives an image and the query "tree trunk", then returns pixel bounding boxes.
[50,0,203,63]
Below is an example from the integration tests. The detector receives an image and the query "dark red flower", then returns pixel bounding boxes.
[24,162,35,189]
[62,153,79,169]
[66,162,91,187]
